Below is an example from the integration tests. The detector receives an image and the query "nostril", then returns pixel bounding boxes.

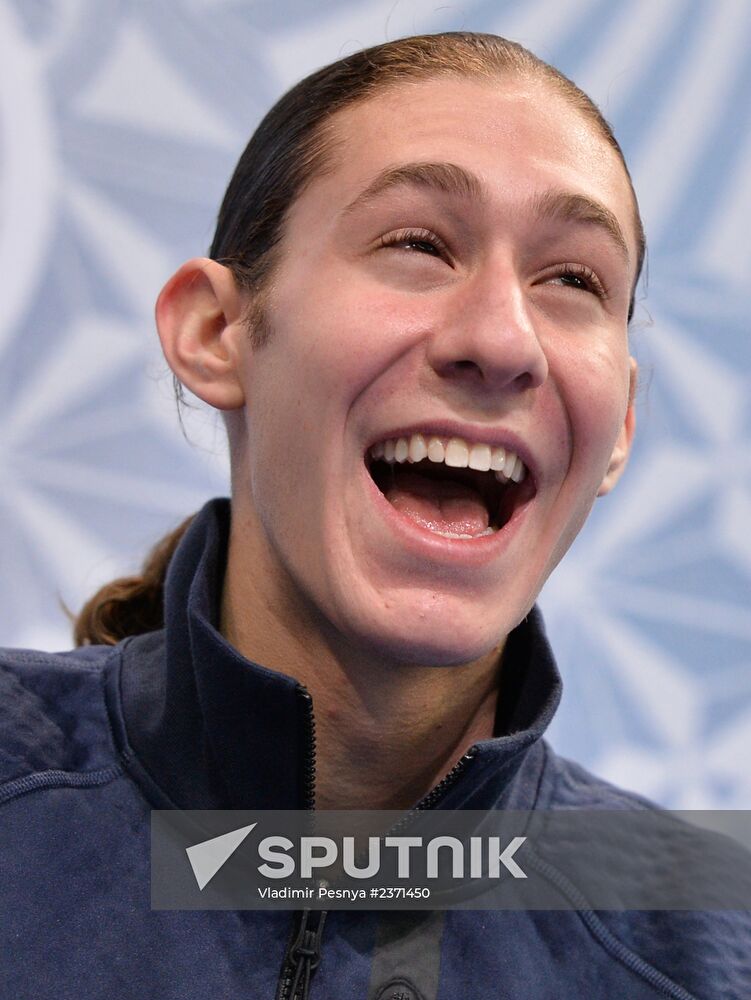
[445,359,544,390]
[445,359,485,381]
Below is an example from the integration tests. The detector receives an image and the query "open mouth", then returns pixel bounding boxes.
[366,434,536,540]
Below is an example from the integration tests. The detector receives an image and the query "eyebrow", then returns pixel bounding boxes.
[531,189,630,264]
[341,161,486,214]
[341,160,630,264]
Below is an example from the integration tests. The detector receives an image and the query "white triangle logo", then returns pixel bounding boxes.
[185,823,257,891]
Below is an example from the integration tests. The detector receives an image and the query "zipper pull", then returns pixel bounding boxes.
[286,908,327,999]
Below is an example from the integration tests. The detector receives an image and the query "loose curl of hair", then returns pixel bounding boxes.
[73,31,646,646]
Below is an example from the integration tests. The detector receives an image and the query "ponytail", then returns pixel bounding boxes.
[72,515,195,646]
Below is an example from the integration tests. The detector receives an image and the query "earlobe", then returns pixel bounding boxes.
[155,258,247,411]
[597,358,637,497]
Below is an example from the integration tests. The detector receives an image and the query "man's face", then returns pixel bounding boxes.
[232,76,639,666]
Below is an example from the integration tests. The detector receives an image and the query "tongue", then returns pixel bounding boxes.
[383,468,490,537]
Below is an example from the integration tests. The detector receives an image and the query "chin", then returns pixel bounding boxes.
[349,610,505,668]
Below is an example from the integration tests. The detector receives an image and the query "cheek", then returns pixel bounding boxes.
[270,293,440,424]
[553,337,631,470]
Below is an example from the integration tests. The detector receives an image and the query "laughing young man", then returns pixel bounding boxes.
[1,32,749,1000]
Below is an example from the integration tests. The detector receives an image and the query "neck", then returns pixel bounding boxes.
[305,649,502,810]
[221,521,505,811]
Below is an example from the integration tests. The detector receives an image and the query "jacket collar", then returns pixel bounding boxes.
[116,498,562,812]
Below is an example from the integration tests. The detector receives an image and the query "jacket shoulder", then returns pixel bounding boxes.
[0,644,122,795]
[540,745,751,998]
[542,747,658,810]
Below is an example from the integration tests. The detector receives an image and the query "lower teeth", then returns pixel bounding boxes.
[433,526,496,539]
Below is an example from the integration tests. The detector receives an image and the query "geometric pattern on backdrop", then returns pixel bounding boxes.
[1,0,749,807]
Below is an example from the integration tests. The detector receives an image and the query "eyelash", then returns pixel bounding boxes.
[377,231,607,300]
[552,263,607,299]
[377,228,450,260]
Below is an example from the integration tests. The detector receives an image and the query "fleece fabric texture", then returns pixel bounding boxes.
[0,497,749,999]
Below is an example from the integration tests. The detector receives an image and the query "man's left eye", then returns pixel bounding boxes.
[550,264,605,298]
[402,238,441,256]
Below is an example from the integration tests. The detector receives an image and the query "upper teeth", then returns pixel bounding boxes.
[369,434,526,483]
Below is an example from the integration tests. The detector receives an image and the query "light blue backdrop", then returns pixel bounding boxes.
[1,0,749,808]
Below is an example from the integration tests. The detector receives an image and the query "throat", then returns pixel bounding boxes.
[312,650,502,810]
[382,467,491,538]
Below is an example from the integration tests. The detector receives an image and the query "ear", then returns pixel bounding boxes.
[155,258,247,410]
[597,357,637,497]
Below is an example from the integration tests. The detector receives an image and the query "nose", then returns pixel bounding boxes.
[426,266,548,393]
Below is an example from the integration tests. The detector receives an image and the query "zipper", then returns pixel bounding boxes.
[274,691,478,999]
[275,687,324,1000]
[275,908,328,1000]
[412,747,477,811]
[297,687,317,812]
[383,747,478,842]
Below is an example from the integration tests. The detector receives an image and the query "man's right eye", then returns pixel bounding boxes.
[377,228,449,261]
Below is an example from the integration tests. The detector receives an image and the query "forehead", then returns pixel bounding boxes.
[292,76,638,266]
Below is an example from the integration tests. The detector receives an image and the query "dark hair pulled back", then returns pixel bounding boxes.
[74,31,646,645]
